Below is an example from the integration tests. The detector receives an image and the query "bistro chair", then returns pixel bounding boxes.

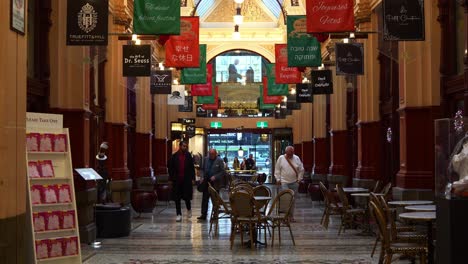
[208,184,231,237]
[319,182,342,229]
[336,184,365,235]
[266,189,295,246]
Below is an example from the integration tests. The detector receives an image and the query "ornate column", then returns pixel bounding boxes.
[153,94,169,175]
[301,102,314,172]
[329,67,349,177]
[354,9,381,189]
[0,0,27,260]
[395,1,441,199]
[313,95,328,174]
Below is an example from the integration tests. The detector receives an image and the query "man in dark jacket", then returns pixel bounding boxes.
[198,148,226,220]
[168,141,195,222]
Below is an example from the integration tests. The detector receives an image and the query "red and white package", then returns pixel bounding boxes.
[58,184,71,203]
[33,212,46,232]
[53,134,67,152]
[27,133,40,152]
[39,134,54,152]
[45,211,61,231]
[61,210,76,229]
[63,237,78,256]
[31,185,43,204]
[42,185,58,204]
[39,160,54,178]
[48,238,63,258]
[35,239,49,259]
[28,161,41,178]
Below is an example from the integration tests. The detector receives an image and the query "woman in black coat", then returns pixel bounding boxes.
[167,141,195,222]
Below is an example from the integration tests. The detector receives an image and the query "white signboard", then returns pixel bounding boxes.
[75,168,103,181]
[26,112,63,129]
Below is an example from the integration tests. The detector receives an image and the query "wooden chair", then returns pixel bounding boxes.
[266,189,296,246]
[318,182,342,229]
[369,201,427,264]
[336,184,365,235]
[253,185,271,214]
[208,184,231,237]
[381,182,392,200]
[372,180,382,193]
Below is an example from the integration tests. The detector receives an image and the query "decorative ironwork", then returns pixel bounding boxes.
[454,110,464,133]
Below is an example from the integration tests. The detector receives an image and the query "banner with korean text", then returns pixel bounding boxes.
[181,44,207,84]
[306,0,354,33]
[165,17,200,67]
[287,16,322,67]
[133,0,180,35]
[275,44,302,84]
[191,64,213,96]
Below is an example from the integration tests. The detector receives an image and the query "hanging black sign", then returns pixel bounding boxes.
[151,70,172,94]
[123,45,151,77]
[196,104,207,117]
[185,125,196,137]
[286,93,301,110]
[178,96,193,112]
[336,43,364,76]
[383,0,425,41]
[311,70,333,94]
[66,0,108,46]
[179,118,195,124]
[296,84,313,103]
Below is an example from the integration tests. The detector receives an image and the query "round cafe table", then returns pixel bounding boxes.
[387,200,433,207]
[404,205,436,212]
[399,211,436,264]
[342,187,369,193]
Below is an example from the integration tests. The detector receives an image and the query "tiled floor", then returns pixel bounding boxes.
[81,185,411,264]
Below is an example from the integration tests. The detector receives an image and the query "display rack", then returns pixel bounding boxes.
[26,119,81,263]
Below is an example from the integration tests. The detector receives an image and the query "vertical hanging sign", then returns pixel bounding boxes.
[296,84,314,103]
[275,44,302,84]
[181,44,207,84]
[335,43,364,75]
[151,70,172,94]
[191,64,213,96]
[165,17,200,68]
[306,0,355,33]
[168,85,185,105]
[265,64,289,96]
[311,70,333,94]
[66,0,109,45]
[287,16,322,67]
[262,79,283,104]
[122,45,151,77]
[383,0,425,41]
[133,0,180,35]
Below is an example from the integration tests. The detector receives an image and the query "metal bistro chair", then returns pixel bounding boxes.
[319,182,342,229]
[336,184,365,235]
[266,189,296,246]
[208,184,231,237]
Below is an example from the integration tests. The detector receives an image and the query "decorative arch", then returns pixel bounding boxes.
[206,44,275,63]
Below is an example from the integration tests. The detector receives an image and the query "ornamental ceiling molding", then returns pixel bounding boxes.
[110,0,132,30]
[204,0,274,23]
[205,43,275,62]
[354,0,372,25]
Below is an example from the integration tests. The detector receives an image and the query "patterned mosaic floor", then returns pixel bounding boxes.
[82,185,412,264]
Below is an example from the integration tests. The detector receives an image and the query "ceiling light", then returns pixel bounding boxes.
[237,146,244,157]
[349,32,355,39]
[135,39,141,45]
[234,0,244,3]
[132,34,138,41]
[233,7,243,25]
[343,38,349,43]
[232,25,240,40]
[290,88,296,95]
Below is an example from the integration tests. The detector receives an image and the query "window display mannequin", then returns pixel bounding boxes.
[449,139,468,196]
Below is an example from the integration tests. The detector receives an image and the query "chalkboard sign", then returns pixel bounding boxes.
[336,43,364,76]
[123,45,151,77]
[151,70,172,94]
[383,0,425,41]
[311,70,333,94]
[296,84,314,103]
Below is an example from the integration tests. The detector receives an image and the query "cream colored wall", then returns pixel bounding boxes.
[49,0,87,109]
[330,68,347,131]
[292,109,302,144]
[154,94,169,139]
[0,0,27,219]
[136,76,152,133]
[399,1,441,107]
[313,95,327,138]
[301,103,313,141]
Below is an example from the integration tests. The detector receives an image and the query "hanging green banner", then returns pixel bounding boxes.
[197,82,216,104]
[133,0,180,35]
[287,15,321,67]
[181,44,207,84]
[265,64,289,96]
[258,86,277,110]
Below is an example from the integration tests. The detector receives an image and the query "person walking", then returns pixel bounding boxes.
[232,157,240,170]
[167,141,195,222]
[274,146,304,221]
[198,148,226,220]
[228,59,242,82]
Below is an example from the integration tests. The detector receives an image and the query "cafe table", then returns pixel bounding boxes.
[387,200,433,207]
[404,205,436,212]
[399,211,436,264]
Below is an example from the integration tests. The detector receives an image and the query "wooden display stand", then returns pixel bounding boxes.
[26,113,81,263]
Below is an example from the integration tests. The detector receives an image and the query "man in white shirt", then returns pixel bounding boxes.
[274,146,304,221]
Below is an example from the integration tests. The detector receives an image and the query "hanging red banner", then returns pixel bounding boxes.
[202,86,219,110]
[262,77,283,104]
[165,17,200,67]
[306,0,355,33]
[191,64,213,96]
[275,44,302,84]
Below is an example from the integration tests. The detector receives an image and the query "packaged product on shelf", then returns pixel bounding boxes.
[53,134,67,152]
[61,210,76,229]
[45,211,61,230]
[48,238,63,258]
[39,160,55,178]
[35,239,49,259]
[39,133,54,152]
[27,133,40,152]
[33,212,46,232]
[31,185,43,204]
[28,161,41,178]
[58,184,71,203]
[63,236,78,256]
[43,185,58,204]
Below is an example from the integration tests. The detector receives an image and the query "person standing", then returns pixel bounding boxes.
[245,154,256,170]
[228,59,242,82]
[274,146,304,221]
[198,148,226,220]
[232,157,240,170]
[167,141,195,222]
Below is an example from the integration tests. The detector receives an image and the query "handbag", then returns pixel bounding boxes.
[197,180,208,192]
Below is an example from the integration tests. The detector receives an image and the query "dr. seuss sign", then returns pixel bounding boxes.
[123,45,151,77]
[66,0,109,46]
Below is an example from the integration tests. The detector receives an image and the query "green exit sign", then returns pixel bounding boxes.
[257,121,268,128]
[210,121,222,128]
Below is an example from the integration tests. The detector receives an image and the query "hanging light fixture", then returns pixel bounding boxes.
[238,146,244,157]
[233,7,243,25]
[232,25,240,40]
[234,0,244,3]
